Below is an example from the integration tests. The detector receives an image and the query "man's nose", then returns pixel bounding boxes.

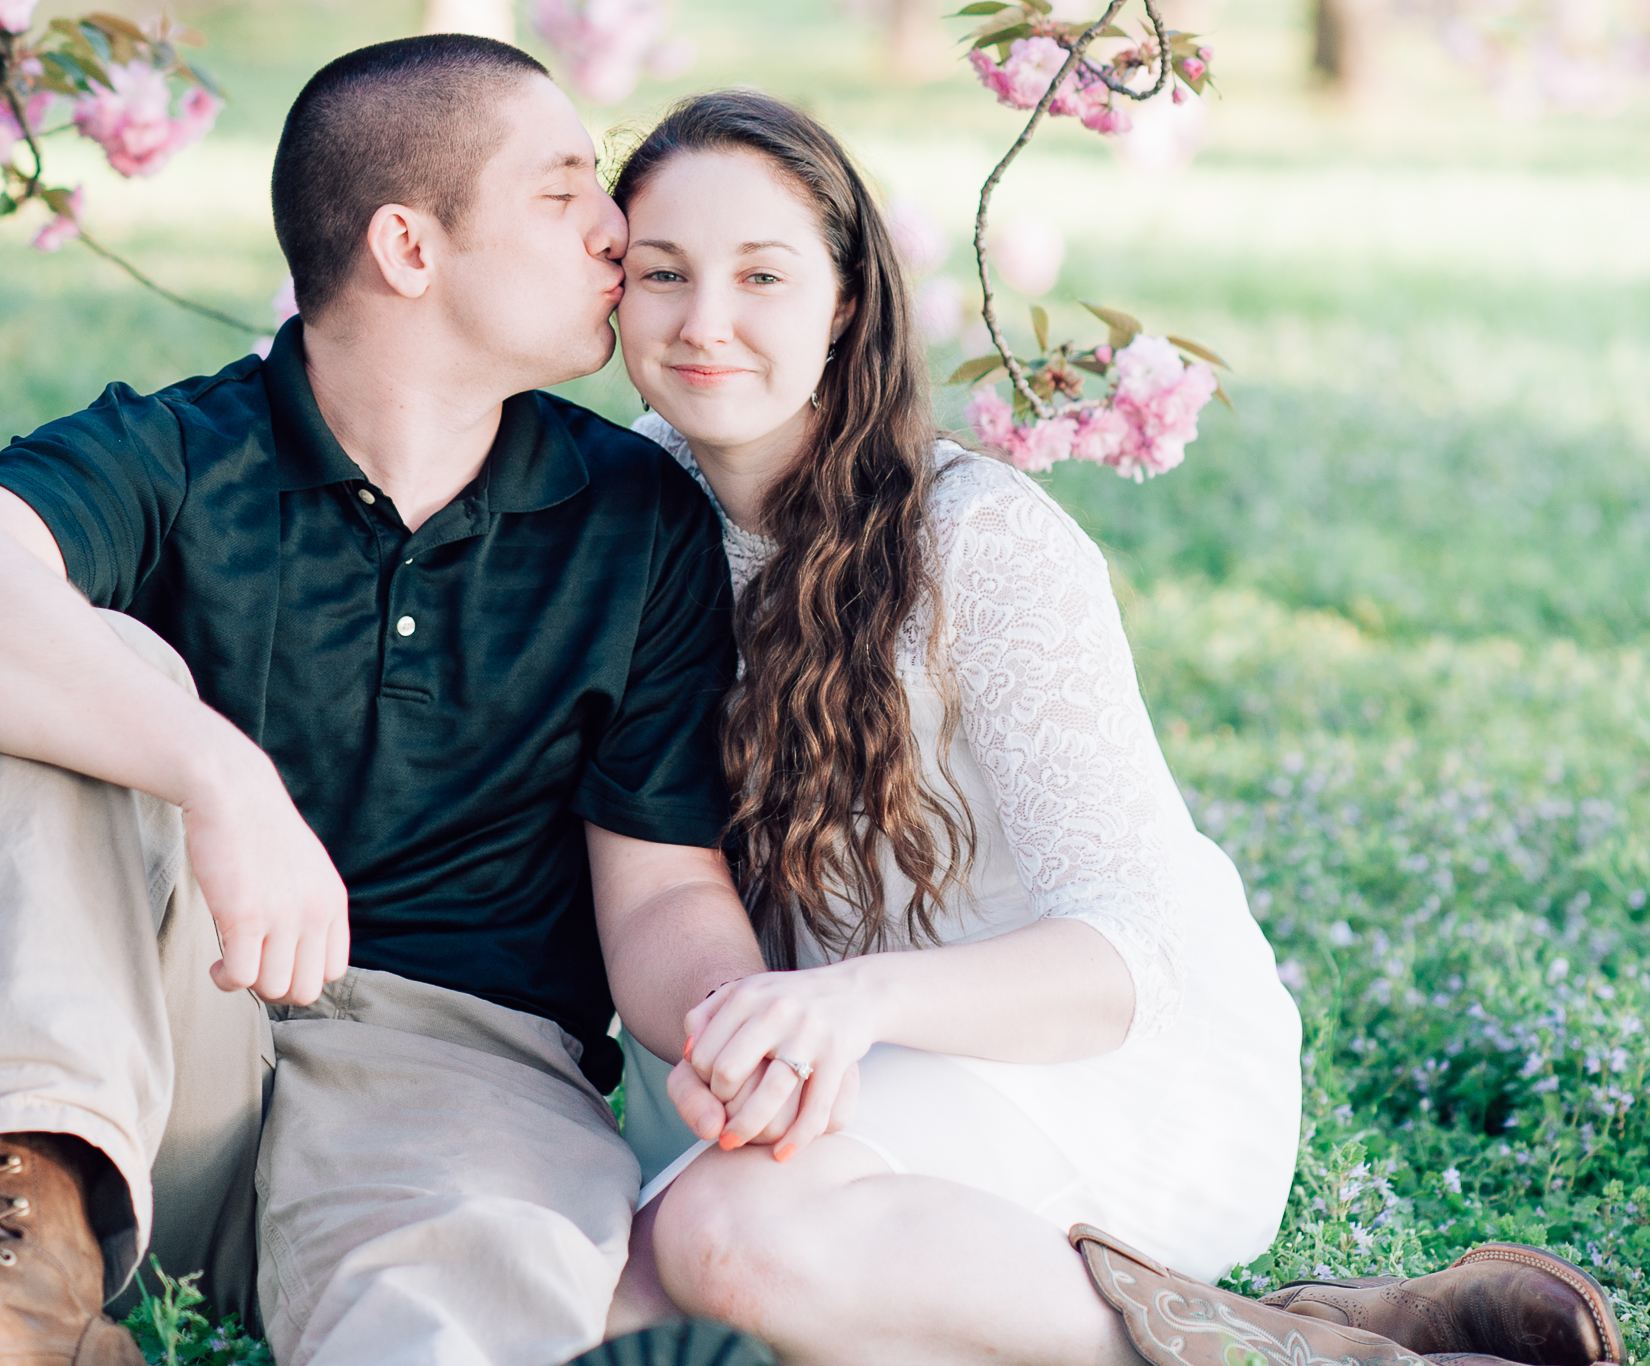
[591,190,628,261]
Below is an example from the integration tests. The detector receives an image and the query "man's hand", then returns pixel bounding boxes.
[182,751,350,1006]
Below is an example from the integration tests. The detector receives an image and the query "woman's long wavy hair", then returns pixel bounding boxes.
[613,91,976,968]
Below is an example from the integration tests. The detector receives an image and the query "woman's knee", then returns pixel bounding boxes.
[651,1151,811,1327]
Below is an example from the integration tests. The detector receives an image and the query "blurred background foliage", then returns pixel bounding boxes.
[4,0,1648,1355]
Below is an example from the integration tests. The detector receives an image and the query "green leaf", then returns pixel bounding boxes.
[1031,305,1050,353]
[1023,0,1053,12]
[972,22,1032,48]
[1213,381,1234,409]
[1071,356,1112,377]
[1166,334,1231,369]
[42,185,77,214]
[1100,23,1130,37]
[0,193,17,218]
[184,61,222,96]
[86,11,149,42]
[948,1,1012,13]
[947,355,1010,385]
[78,21,112,63]
[36,52,92,96]
[1080,302,1142,350]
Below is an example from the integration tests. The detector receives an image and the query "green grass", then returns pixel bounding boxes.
[5,0,1648,1356]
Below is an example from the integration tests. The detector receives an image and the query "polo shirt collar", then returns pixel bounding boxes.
[262,317,589,511]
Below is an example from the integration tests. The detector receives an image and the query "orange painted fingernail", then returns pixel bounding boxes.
[683,1036,694,1060]
[775,1144,797,1163]
[718,1133,746,1151]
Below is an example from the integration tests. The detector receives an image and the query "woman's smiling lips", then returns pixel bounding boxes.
[670,364,752,389]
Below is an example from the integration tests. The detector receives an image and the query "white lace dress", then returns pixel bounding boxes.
[622,414,1302,1282]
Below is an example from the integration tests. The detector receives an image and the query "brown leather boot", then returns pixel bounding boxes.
[0,1134,145,1365]
[1259,1242,1624,1366]
[1070,1223,1431,1366]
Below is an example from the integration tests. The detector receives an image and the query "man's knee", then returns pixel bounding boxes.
[94,611,198,699]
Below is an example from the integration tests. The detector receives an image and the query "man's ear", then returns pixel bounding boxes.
[363,203,442,300]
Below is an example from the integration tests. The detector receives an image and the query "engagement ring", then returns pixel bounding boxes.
[774,1055,814,1083]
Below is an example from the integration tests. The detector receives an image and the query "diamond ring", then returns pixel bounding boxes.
[774,1055,814,1083]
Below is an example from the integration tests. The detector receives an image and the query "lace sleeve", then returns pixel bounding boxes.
[938,462,1186,1041]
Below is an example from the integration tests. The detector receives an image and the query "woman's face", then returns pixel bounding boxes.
[617,148,850,455]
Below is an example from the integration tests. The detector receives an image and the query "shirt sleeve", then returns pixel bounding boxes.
[939,466,1188,1041]
[0,383,188,609]
[570,470,737,848]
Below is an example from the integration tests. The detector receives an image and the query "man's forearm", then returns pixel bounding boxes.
[0,528,264,805]
[602,876,765,1064]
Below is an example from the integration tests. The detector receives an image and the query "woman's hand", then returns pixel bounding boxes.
[676,965,878,1159]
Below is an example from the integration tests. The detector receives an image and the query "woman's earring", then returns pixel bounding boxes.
[826,343,837,364]
[641,397,651,412]
[810,390,821,410]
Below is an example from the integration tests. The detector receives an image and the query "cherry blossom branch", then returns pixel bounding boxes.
[1,36,45,196]
[972,0,1156,420]
[76,229,261,332]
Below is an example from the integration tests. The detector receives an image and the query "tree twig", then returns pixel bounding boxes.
[1,35,47,198]
[77,231,262,334]
[972,0,1130,421]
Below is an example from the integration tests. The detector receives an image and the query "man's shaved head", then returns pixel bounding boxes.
[272,34,549,317]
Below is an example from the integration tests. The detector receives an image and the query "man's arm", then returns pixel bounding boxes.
[0,490,349,1004]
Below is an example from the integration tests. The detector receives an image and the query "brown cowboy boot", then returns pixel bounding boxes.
[1070,1223,1434,1366]
[0,1134,145,1365]
[1259,1243,1624,1366]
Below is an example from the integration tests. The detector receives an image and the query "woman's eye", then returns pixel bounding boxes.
[643,269,684,283]
[746,272,781,285]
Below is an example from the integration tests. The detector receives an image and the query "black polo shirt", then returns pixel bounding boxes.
[0,319,736,1089]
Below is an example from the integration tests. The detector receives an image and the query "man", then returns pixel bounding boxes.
[0,34,769,1366]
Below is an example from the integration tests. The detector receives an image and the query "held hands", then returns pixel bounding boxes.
[669,965,876,1162]
[181,749,350,1006]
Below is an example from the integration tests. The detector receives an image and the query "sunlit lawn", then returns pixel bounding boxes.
[4,0,1648,1358]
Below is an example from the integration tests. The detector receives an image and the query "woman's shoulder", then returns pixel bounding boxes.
[925,439,1100,568]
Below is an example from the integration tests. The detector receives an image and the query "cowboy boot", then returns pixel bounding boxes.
[0,1134,145,1365]
[1259,1242,1624,1366]
[1070,1223,1434,1366]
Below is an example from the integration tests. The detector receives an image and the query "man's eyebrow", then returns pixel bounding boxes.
[543,153,592,174]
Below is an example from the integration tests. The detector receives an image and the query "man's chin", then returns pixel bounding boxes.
[533,323,617,391]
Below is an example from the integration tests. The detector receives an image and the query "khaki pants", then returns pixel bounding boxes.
[0,612,639,1365]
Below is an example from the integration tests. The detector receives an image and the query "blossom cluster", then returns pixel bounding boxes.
[530,0,694,105]
[961,1,1215,134]
[964,333,1218,479]
[2,6,221,253]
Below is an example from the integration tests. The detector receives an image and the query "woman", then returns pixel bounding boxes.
[602,92,1623,1366]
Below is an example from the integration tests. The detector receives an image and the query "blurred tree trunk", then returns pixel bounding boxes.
[885,0,948,81]
[423,0,515,42]
[1312,0,1383,97]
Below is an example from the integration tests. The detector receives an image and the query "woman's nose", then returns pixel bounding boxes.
[678,287,735,349]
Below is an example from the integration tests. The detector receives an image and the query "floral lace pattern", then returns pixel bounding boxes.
[633,414,1185,1037]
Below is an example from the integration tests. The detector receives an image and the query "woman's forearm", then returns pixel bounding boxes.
[846,917,1136,1064]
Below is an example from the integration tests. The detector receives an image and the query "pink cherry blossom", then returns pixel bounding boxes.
[0,0,37,34]
[1005,415,1078,473]
[990,215,1064,296]
[915,275,964,343]
[1181,57,1207,81]
[1,91,52,165]
[1105,334,1218,479]
[532,0,686,105]
[971,37,1075,112]
[964,388,1014,447]
[73,63,221,179]
[272,275,299,326]
[32,184,82,253]
[1071,405,1130,465]
[888,199,947,276]
[1172,86,1188,104]
[1079,100,1133,135]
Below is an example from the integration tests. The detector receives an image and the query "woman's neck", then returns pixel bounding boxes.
[681,407,812,534]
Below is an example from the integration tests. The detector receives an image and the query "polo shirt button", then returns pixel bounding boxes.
[396,615,416,637]
[358,488,376,505]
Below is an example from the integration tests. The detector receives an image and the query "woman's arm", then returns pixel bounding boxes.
[682,463,1190,1152]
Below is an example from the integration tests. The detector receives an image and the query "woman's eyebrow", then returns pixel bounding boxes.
[630,239,682,253]
[738,240,801,256]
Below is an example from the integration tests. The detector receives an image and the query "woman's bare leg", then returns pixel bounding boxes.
[605,1194,686,1339]
[650,1135,1151,1366]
